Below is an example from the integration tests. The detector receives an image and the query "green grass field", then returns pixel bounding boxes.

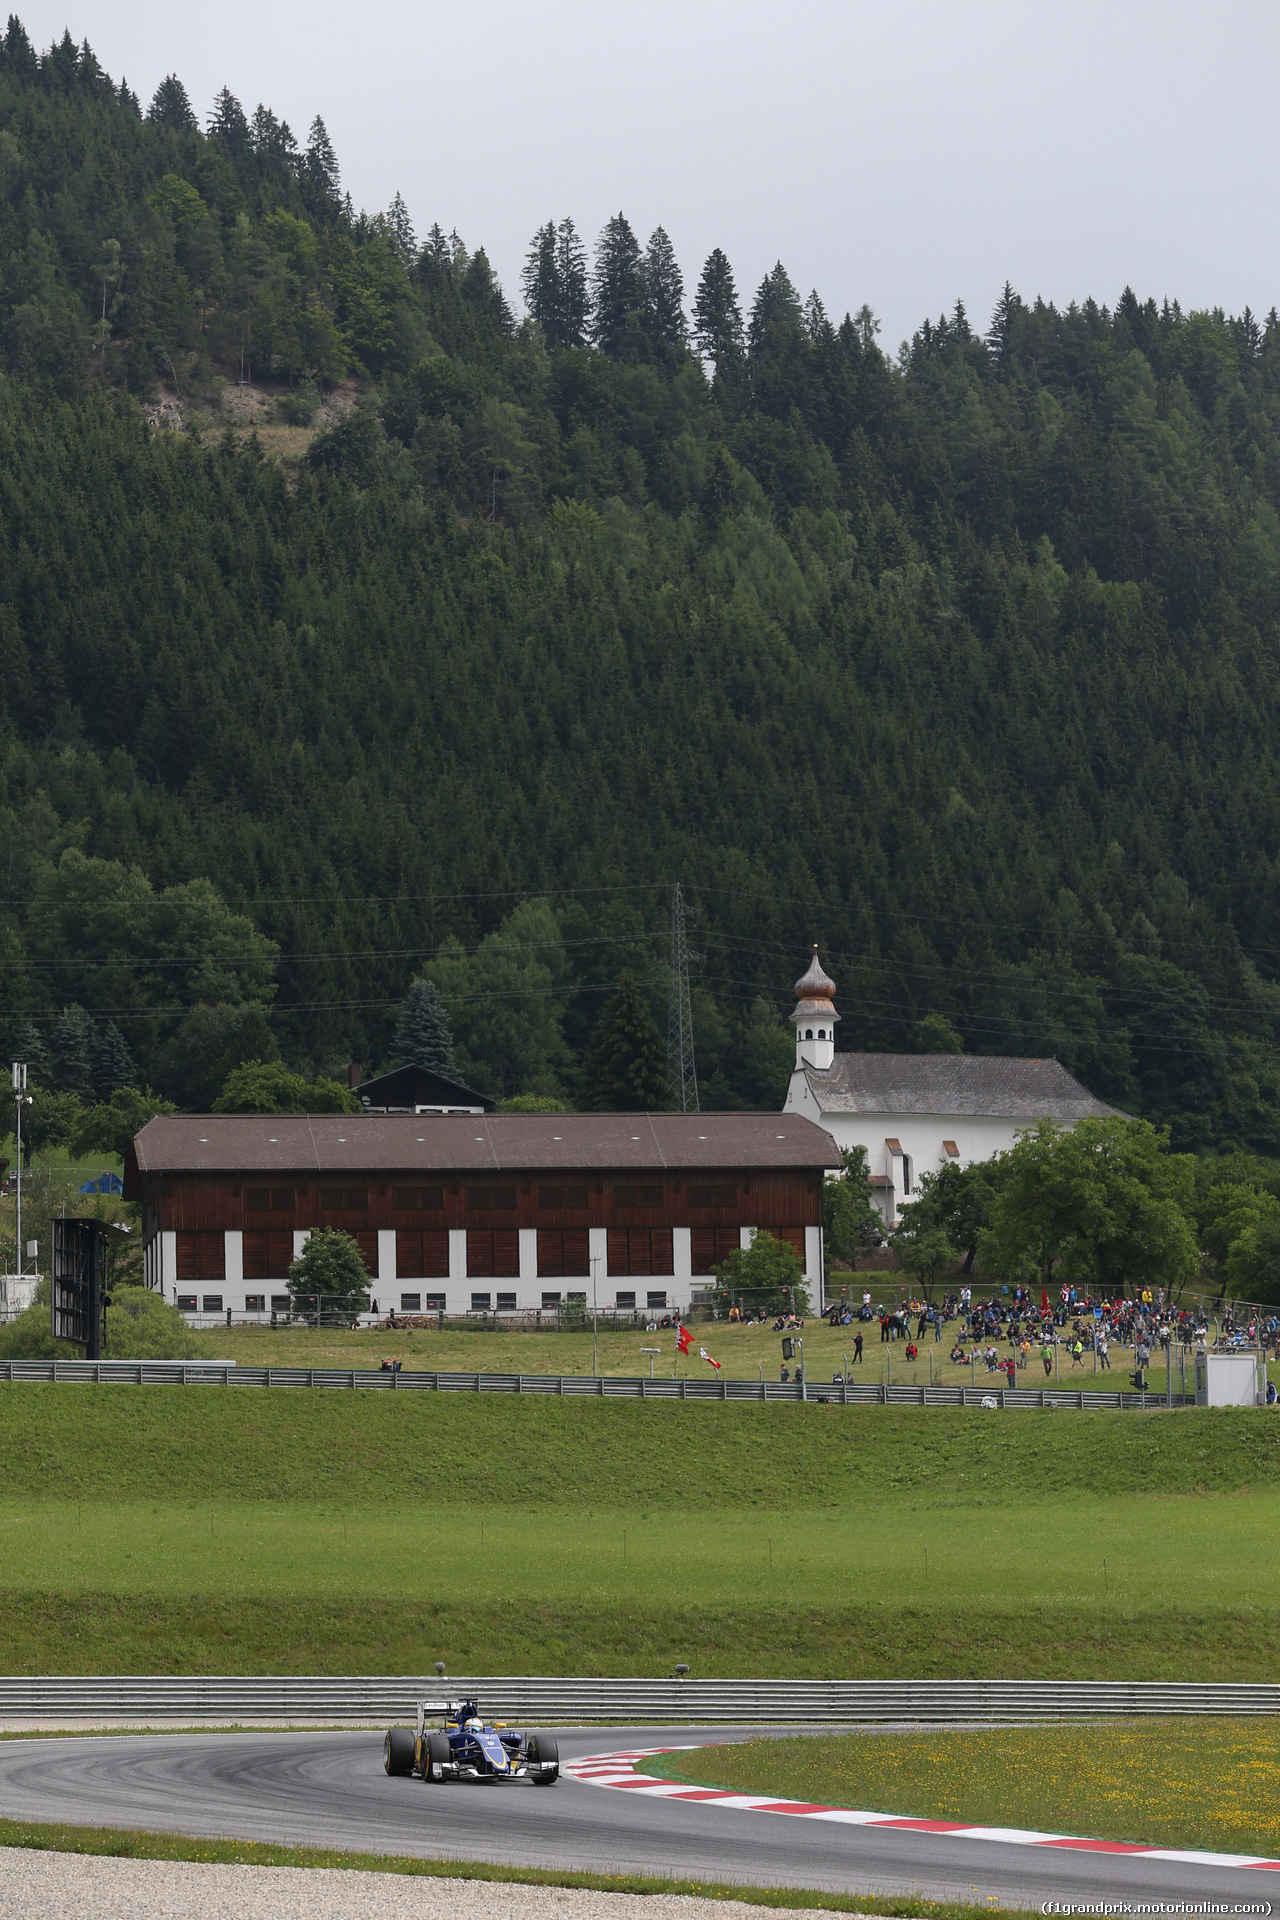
[187,1317,1222,1397]
[0,1388,1277,1676]
[648,1721,1280,1858]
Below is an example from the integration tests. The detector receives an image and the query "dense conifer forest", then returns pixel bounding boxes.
[1,19,1280,1150]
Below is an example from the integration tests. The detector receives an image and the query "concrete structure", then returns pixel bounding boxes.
[125,1111,840,1322]
[783,950,1120,1229]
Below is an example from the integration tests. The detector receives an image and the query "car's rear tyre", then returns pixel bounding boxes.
[529,1733,559,1784]
[422,1732,451,1782]
[384,1729,415,1776]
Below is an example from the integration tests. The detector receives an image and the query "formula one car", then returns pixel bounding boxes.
[383,1698,559,1785]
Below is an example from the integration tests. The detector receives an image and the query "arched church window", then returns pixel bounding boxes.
[818,1029,826,1040]
[805,1029,813,1040]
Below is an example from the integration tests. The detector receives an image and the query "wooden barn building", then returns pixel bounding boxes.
[124,1112,840,1321]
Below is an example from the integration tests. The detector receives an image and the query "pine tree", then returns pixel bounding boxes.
[987,281,1023,358]
[385,191,416,267]
[591,213,643,360]
[521,221,559,337]
[394,978,454,1072]
[641,226,685,352]
[555,218,589,347]
[693,249,743,378]
[86,1019,138,1099]
[48,1009,91,1095]
[579,973,671,1111]
[147,74,197,131]
[747,262,803,355]
[305,116,341,199]
[208,87,250,157]
[523,218,589,349]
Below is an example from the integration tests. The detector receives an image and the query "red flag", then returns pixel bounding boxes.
[699,1346,721,1372]
[1041,1288,1049,1312]
[676,1323,692,1355]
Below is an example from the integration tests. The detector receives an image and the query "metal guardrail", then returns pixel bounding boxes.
[0,1358,1197,1409]
[0,1676,1274,1722]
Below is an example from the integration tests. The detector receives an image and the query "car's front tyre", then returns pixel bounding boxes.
[528,1732,559,1784]
[422,1732,451,1782]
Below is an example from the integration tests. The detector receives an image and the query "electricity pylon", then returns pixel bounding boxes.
[667,884,699,1112]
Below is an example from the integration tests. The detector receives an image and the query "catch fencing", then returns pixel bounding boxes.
[0,1676,1274,1723]
[0,1358,1196,1409]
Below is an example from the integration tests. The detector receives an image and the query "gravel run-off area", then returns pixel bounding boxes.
[0,1850,847,1919]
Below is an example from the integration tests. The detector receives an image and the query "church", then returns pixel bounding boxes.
[782,950,1120,1230]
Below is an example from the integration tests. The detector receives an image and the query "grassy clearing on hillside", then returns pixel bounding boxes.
[649,1722,1280,1859]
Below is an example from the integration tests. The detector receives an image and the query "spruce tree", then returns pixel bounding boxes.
[207,87,250,156]
[385,191,416,267]
[147,74,196,130]
[642,226,686,351]
[555,218,589,347]
[591,213,643,360]
[48,1009,91,1096]
[521,222,559,337]
[394,978,454,1073]
[693,248,743,378]
[305,116,341,200]
[579,973,671,1111]
[747,262,803,355]
[86,1018,138,1098]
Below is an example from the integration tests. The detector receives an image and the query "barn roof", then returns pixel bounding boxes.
[126,1111,842,1187]
[799,1053,1120,1121]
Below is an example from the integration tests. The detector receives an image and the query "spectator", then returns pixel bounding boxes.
[1041,1339,1054,1377]
[853,1333,864,1363]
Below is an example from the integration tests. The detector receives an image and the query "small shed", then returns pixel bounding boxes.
[1194,1350,1262,1407]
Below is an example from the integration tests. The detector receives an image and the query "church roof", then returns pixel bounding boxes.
[798,1053,1120,1121]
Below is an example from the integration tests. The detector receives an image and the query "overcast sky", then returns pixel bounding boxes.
[15,0,1279,348]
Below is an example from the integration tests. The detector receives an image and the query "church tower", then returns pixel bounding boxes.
[790,948,839,1070]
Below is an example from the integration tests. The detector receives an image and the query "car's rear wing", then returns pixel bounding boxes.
[414,1699,451,1736]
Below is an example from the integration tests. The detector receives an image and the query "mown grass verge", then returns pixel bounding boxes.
[1,1593,1279,1679]
[0,1391,1276,1677]
[1,1387,1277,1506]
[0,1813,1039,1914]
[647,1720,1280,1858]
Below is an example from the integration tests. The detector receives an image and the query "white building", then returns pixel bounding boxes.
[782,950,1120,1229]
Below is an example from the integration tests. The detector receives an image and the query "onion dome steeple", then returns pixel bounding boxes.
[790,946,839,1070]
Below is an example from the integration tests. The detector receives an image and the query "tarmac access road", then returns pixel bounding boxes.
[0,1724,1270,1910]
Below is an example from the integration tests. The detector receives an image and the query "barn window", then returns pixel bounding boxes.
[468,1186,517,1210]
[246,1188,293,1211]
[612,1185,663,1209]
[321,1187,368,1211]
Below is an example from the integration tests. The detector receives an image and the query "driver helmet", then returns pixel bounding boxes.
[464,1716,484,1732]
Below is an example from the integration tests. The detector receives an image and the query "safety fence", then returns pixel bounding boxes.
[0,1676,1275,1723]
[0,1357,1198,1408]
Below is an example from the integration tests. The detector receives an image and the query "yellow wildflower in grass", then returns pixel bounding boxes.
[650,1720,1280,1859]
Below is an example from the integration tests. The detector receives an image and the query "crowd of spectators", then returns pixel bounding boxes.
[814,1281,1280,1388]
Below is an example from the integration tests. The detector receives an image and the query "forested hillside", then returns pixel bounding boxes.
[1,19,1280,1150]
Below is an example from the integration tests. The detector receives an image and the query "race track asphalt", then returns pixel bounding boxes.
[0,1724,1271,1910]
